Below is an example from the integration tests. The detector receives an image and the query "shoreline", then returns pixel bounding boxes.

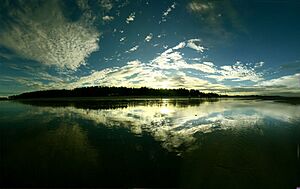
[2,95,300,101]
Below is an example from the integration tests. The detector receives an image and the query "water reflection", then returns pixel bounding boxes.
[14,99,300,152]
[1,99,300,188]
[0,120,98,186]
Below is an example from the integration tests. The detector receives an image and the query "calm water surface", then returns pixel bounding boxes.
[0,98,299,188]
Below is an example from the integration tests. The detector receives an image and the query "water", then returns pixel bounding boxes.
[0,98,299,188]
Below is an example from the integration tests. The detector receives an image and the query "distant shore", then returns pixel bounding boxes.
[3,86,300,104]
[3,95,300,102]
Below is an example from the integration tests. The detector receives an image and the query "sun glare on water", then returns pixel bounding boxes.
[160,107,173,115]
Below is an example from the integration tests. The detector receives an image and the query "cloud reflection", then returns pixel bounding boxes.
[19,99,300,152]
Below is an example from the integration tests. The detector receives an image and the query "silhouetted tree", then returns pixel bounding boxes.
[9,86,221,99]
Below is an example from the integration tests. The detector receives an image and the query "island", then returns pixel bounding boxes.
[8,86,221,99]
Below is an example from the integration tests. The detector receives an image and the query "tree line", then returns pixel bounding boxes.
[9,86,221,99]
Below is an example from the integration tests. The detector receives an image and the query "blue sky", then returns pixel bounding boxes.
[0,0,299,96]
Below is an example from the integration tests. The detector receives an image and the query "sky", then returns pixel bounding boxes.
[0,0,299,97]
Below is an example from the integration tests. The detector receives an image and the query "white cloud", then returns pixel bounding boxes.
[102,15,114,22]
[207,61,264,82]
[160,2,176,23]
[126,12,135,24]
[203,61,214,67]
[145,33,153,42]
[163,8,172,16]
[71,41,227,91]
[187,39,205,52]
[126,45,139,53]
[0,0,100,70]
[67,39,267,94]
[96,40,267,92]
[189,63,216,74]
[72,59,223,90]
[151,46,216,74]
[171,3,176,9]
[187,2,212,12]
[255,61,264,68]
[258,73,300,88]
[173,42,186,50]
[119,37,126,42]
[8,30,297,97]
